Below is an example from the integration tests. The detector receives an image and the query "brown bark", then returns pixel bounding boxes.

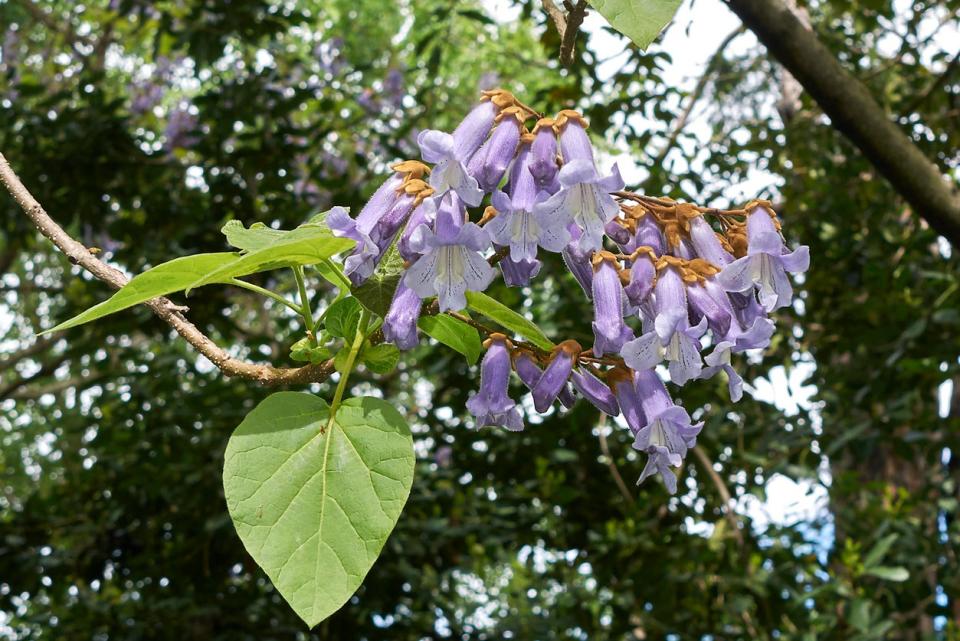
[726,0,960,245]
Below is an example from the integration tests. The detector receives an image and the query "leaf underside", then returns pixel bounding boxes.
[223,393,414,627]
[587,0,682,50]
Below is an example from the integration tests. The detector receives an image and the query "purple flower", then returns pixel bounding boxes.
[529,118,560,193]
[383,280,422,350]
[608,368,647,436]
[466,107,524,192]
[562,224,594,299]
[533,159,624,252]
[398,196,437,262]
[533,111,624,251]
[716,205,809,311]
[467,334,523,430]
[532,341,580,412]
[688,216,733,267]
[403,192,495,311]
[623,246,657,308]
[621,264,707,385]
[687,279,774,401]
[418,130,485,206]
[487,139,569,262]
[499,254,542,287]
[328,162,433,284]
[514,349,575,409]
[591,252,635,357]
[570,368,619,417]
[632,369,703,494]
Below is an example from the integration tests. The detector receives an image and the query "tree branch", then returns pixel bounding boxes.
[0,152,335,386]
[725,0,960,245]
[542,0,589,67]
[691,445,745,546]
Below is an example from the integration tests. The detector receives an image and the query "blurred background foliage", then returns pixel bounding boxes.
[0,0,958,638]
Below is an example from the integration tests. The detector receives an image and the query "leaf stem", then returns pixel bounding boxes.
[292,266,316,345]
[327,307,371,429]
[229,278,302,314]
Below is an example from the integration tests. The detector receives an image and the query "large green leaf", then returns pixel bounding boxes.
[188,224,354,293]
[44,252,238,333]
[418,314,483,364]
[223,393,414,628]
[587,0,682,50]
[465,291,554,351]
[221,220,288,252]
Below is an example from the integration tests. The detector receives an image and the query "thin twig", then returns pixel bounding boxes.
[691,445,745,546]
[0,151,335,386]
[542,0,589,67]
[597,414,634,503]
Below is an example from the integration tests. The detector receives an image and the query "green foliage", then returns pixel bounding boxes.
[352,242,405,317]
[43,252,238,333]
[465,291,555,351]
[588,0,683,49]
[323,297,363,339]
[418,314,483,364]
[223,393,414,627]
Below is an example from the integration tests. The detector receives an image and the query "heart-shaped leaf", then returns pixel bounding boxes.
[587,0,682,50]
[223,393,414,627]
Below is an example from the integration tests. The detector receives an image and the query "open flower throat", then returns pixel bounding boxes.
[331,89,809,494]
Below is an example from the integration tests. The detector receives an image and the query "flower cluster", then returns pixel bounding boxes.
[330,89,809,493]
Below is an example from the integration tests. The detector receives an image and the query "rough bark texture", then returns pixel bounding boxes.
[726,0,960,245]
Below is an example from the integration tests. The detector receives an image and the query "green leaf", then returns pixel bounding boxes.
[188,222,354,293]
[587,0,682,50]
[863,533,898,568]
[44,253,238,333]
[289,337,333,364]
[221,220,287,253]
[352,241,405,317]
[361,343,400,374]
[465,291,554,351]
[223,393,414,628]
[324,297,363,339]
[418,314,482,364]
[862,566,909,582]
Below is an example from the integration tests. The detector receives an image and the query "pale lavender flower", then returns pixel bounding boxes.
[418,130,485,206]
[717,206,809,310]
[403,192,495,311]
[532,341,580,412]
[533,111,624,251]
[398,197,436,262]
[623,247,657,308]
[467,335,523,430]
[633,369,703,494]
[383,281,422,350]
[487,140,569,262]
[591,252,635,356]
[688,216,733,267]
[467,108,524,192]
[621,265,707,385]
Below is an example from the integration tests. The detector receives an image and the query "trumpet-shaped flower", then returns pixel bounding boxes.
[404,192,495,311]
[467,335,523,430]
[591,252,635,356]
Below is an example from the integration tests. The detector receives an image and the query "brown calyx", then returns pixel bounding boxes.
[554,109,589,131]
[480,206,498,225]
[495,105,528,124]
[483,332,513,349]
[591,249,619,271]
[532,117,557,134]
[744,199,781,231]
[398,178,435,205]
[551,339,582,361]
[655,254,720,284]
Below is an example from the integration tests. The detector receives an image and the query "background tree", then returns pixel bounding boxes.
[1,0,958,639]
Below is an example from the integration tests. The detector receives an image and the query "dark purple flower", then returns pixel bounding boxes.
[623,246,657,308]
[529,118,560,193]
[532,341,580,412]
[499,254,542,287]
[562,224,594,299]
[570,368,619,416]
[591,251,635,357]
[383,280,422,350]
[608,368,647,435]
[467,334,523,430]
[514,349,575,409]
